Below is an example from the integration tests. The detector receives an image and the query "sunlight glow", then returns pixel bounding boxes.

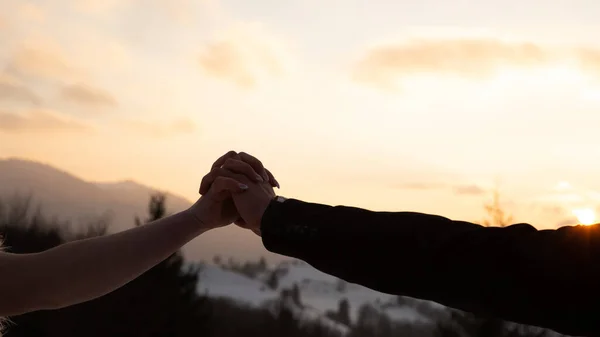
[572,208,597,225]
[490,65,587,88]
[581,87,600,103]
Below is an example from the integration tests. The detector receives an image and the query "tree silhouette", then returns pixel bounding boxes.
[338,298,351,326]
[266,269,279,290]
[258,256,267,270]
[481,188,514,227]
[291,283,302,307]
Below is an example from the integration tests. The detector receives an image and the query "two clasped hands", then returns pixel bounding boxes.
[188,151,279,237]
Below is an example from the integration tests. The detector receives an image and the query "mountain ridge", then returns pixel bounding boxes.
[0,158,192,228]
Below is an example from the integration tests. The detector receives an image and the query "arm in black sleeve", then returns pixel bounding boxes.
[260,198,600,337]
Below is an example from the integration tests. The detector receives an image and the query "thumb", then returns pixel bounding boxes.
[210,176,248,202]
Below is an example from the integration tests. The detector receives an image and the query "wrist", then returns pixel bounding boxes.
[184,207,213,232]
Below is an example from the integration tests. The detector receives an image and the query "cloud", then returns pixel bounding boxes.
[70,0,221,29]
[528,182,600,228]
[453,184,486,196]
[198,24,287,88]
[536,182,600,206]
[72,0,133,14]
[392,181,486,196]
[576,48,600,75]
[161,0,218,25]
[199,41,257,88]
[18,3,46,23]
[3,26,130,84]
[7,44,75,81]
[0,74,41,104]
[392,182,444,190]
[0,109,90,133]
[556,217,580,227]
[61,83,117,107]
[354,38,551,85]
[121,118,197,138]
[539,205,565,216]
[353,37,600,89]
[553,181,573,192]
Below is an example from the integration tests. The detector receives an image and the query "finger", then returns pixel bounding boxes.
[222,158,264,183]
[210,176,248,202]
[234,217,246,227]
[211,151,239,169]
[265,168,280,189]
[200,167,246,195]
[238,152,269,182]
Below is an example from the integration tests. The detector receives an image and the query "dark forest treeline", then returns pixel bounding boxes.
[0,194,560,337]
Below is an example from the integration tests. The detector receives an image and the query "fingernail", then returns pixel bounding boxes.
[239,184,248,190]
[255,174,264,182]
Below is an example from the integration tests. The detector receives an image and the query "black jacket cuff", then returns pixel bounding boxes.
[260,198,324,258]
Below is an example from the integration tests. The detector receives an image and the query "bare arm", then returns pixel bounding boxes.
[0,209,205,316]
[0,168,258,317]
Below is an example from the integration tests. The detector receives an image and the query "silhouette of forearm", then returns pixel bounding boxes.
[0,210,206,316]
[260,198,599,337]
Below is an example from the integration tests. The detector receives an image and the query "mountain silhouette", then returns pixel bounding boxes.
[0,158,191,231]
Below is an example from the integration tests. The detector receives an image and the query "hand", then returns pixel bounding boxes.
[187,175,250,230]
[199,151,278,235]
[199,151,279,193]
[230,178,275,236]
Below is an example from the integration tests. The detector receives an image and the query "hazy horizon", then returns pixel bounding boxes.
[2,0,600,242]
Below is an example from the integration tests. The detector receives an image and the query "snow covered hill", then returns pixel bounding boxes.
[196,259,435,335]
[197,264,276,306]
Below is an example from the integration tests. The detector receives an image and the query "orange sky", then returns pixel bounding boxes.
[2,0,600,231]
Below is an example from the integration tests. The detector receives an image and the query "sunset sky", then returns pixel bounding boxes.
[2,0,600,232]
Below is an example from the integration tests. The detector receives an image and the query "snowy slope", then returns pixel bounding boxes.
[197,264,276,306]
[263,291,352,335]
[197,263,351,334]
[263,260,429,323]
[196,259,433,331]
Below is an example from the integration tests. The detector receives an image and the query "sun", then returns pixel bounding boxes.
[572,208,597,226]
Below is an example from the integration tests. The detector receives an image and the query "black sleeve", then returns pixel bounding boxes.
[260,198,600,337]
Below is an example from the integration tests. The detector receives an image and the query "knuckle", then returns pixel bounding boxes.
[223,158,238,167]
[200,174,211,184]
[225,150,237,157]
[208,168,231,181]
[213,176,227,185]
[240,152,259,162]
